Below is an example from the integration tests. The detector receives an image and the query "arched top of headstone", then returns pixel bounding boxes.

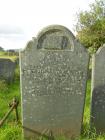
[22,25,88,54]
[37,25,75,40]
[36,25,76,50]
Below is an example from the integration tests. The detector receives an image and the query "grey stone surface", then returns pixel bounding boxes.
[0,58,16,83]
[91,44,105,133]
[20,25,89,139]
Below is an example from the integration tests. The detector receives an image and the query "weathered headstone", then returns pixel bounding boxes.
[20,25,89,139]
[91,44,105,133]
[0,58,16,83]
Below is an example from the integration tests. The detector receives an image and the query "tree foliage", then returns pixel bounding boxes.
[76,0,105,53]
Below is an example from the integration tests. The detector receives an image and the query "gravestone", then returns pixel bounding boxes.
[91,44,105,133]
[0,58,16,83]
[20,25,89,139]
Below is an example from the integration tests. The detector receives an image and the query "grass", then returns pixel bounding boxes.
[0,80,22,140]
[0,80,105,140]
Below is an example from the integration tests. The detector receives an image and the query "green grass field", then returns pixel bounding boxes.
[0,80,105,140]
[0,51,18,62]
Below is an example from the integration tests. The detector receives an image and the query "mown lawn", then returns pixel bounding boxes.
[0,80,105,140]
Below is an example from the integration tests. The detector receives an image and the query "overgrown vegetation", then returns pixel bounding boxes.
[75,0,105,54]
[0,80,22,140]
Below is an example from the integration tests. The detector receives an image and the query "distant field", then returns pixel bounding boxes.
[0,80,105,140]
[0,51,18,62]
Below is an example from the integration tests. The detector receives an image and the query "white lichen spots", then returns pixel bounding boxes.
[79,53,82,58]
[67,59,70,62]
[25,86,28,89]
[65,88,70,91]
[77,92,82,95]
[30,116,32,119]
[27,70,31,74]
[37,69,42,73]
[29,81,32,84]
[23,93,26,96]
[34,98,38,101]
[95,102,98,105]
[102,105,105,109]
[31,89,36,92]
[47,66,51,72]
[99,100,103,103]
[23,118,26,121]
[28,90,32,94]
[51,118,54,121]
[32,94,35,97]
[47,84,52,89]
[43,73,49,78]
[23,100,27,103]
